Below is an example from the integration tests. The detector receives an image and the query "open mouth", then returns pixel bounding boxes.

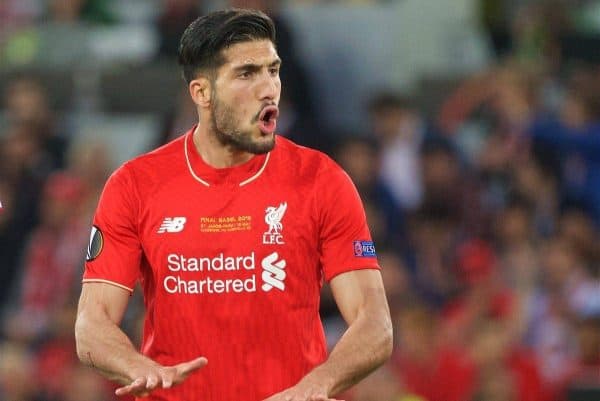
[258,105,279,134]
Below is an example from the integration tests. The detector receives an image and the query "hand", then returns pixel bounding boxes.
[263,392,344,401]
[115,356,207,397]
[262,380,344,401]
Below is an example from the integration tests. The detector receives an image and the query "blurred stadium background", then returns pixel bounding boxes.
[0,0,599,400]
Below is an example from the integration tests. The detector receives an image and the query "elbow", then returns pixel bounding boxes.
[365,303,394,367]
[369,316,393,368]
[378,324,394,364]
[74,314,91,365]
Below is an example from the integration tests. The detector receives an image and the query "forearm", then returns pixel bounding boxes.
[75,311,157,384]
[307,311,393,396]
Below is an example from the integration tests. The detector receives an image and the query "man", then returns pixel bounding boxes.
[75,9,392,401]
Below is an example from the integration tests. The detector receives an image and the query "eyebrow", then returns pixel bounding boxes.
[232,58,282,73]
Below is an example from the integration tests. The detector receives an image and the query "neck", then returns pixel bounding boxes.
[193,123,255,168]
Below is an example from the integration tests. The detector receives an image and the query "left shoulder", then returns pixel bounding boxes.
[273,135,342,176]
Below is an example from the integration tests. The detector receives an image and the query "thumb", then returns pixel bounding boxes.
[174,356,208,376]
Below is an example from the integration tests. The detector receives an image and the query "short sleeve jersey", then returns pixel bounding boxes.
[83,129,380,401]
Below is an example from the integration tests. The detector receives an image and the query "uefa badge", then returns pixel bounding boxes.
[353,240,377,257]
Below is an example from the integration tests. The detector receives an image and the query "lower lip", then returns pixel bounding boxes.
[258,119,277,135]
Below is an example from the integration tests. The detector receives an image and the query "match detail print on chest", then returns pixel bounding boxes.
[153,199,289,242]
[153,200,292,296]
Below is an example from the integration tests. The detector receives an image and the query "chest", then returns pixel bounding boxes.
[141,180,316,248]
[135,180,321,300]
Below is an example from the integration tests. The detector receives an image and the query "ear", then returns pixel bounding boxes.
[189,76,212,108]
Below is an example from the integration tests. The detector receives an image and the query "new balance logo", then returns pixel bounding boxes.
[261,252,286,291]
[157,217,187,233]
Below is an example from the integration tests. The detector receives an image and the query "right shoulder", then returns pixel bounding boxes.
[96,135,189,226]
[107,134,188,191]
[126,134,187,175]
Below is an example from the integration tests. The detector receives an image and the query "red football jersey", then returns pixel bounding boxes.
[83,129,380,400]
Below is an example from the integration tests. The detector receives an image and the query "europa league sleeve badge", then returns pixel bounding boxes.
[86,225,104,261]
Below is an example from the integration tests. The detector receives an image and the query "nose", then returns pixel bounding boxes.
[257,71,279,102]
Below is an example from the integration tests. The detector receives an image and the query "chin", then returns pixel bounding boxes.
[248,135,276,154]
[259,132,275,141]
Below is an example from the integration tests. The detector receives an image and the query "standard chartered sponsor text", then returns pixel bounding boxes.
[165,252,257,294]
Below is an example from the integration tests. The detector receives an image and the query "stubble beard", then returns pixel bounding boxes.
[211,93,275,155]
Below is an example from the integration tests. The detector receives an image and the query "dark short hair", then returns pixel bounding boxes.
[178,8,276,83]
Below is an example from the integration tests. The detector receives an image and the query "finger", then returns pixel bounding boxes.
[115,377,147,396]
[174,356,208,377]
[115,377,144,396]
[160,371,174,389]
[146,374,159,390]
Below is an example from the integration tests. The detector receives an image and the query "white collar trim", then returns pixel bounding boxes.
[184,133,271,187]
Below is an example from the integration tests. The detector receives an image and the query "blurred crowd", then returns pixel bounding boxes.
[0,1,599,401]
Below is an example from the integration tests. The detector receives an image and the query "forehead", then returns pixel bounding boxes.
[220,40,279,67]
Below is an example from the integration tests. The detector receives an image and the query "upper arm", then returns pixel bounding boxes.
[77,282,131,325]
[329,269,390,326]
[83,164,142,291]
[317,159,379,281]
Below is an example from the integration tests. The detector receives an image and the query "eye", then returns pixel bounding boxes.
[269,67,280,76]
[239,70,253,79]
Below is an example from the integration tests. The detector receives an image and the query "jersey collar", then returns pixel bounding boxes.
[184,128,271,187]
